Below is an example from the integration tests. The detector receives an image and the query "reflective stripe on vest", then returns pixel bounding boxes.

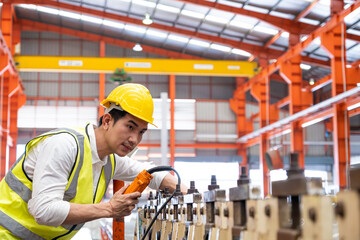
[0,125,116,240]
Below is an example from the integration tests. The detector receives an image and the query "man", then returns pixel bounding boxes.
[0,83,183,239]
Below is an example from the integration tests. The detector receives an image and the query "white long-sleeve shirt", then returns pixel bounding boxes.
[25,124,167,227]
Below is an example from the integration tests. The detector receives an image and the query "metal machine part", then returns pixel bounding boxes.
[183,181,204,240]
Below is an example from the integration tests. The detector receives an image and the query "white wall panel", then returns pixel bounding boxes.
[83,41,99,57]
[217,102,236,121]
[20,39,39,55]
[305,122,326,156]
[40,40,59,55]
[62,40,81,56]
[246,103,259,118]
[61,82,80,97]
[196,102,216,121]
[81,82,99,98]
[39,72,58,81]
[39,82,58,97]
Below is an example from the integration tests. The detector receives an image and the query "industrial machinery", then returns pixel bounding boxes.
[135,153,360,240]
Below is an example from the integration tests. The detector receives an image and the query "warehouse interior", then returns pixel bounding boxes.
[0,0,360,239]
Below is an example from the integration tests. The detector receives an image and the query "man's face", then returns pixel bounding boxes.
[105,113,148,157]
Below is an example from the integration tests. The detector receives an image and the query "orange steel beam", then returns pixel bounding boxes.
[98,41,105,118]
[304,74,332,92]
[169,75,176,168]
[295,0,320,21]
[264,31,282,49]
[18,19,203,60]
[174,0,317,34]
[301,55,331,68]
[276,96,290,109]
[239,0,360,93]
[250,76,269,197]
[347,33,360,43]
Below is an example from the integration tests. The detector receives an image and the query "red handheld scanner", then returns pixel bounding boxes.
[123,169,153,194]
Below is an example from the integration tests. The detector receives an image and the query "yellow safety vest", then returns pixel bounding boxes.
[0,125,116,240]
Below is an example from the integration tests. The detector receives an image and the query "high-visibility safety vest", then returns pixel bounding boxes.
[0,125,116,240]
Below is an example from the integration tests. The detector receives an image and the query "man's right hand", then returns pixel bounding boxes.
[108,184,141,218]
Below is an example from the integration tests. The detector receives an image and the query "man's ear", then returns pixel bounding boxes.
[102,113,112,130]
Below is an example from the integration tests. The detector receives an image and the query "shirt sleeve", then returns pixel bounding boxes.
[27,133,77,227]
[112,155,168,190]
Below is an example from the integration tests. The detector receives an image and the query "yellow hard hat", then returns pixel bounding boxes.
[101,83,156,127]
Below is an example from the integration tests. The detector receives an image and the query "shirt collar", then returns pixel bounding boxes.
[87,124,107,166]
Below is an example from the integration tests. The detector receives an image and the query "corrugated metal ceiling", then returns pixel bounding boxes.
[13,0,360,82]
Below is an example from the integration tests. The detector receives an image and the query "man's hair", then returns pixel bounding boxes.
[98,109,127,126]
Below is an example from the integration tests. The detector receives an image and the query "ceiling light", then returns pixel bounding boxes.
[142,13,153,25]
[309,78,315,85]
[133,43,143,52]
[300,63,311,70]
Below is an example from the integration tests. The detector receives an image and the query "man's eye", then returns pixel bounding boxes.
[128,125,133,129]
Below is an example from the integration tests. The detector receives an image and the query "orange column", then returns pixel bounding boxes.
[98,41,105,117]
[250,77,269,196]
[321,21,351,190]
[279,32,305,168]
[0,3,12,179]
[169,75,175,167]
[113,180,125,240]
[8,22,22,168]
[230,77,248,172]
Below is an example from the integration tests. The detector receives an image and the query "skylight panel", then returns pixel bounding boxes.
[231,48,252,57]
[205,15,229,24]
[229,21,253,29]
[147,29,168,38]
[156,4,180,14]
[253,26,278,35]
[37,6,59,15]
[125,25,146,34]
[181,9,205,19]
[59,10,81,19]
[132,0,156,8]
[103,20,124,29]
[80,15,103,24]
[210,43,231,52]
[189,39,210,48]
[168,34,189,43]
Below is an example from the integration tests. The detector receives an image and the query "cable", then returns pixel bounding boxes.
[141,166,181,240]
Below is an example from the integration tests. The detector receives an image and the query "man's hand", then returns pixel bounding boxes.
[108,184,141,218]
